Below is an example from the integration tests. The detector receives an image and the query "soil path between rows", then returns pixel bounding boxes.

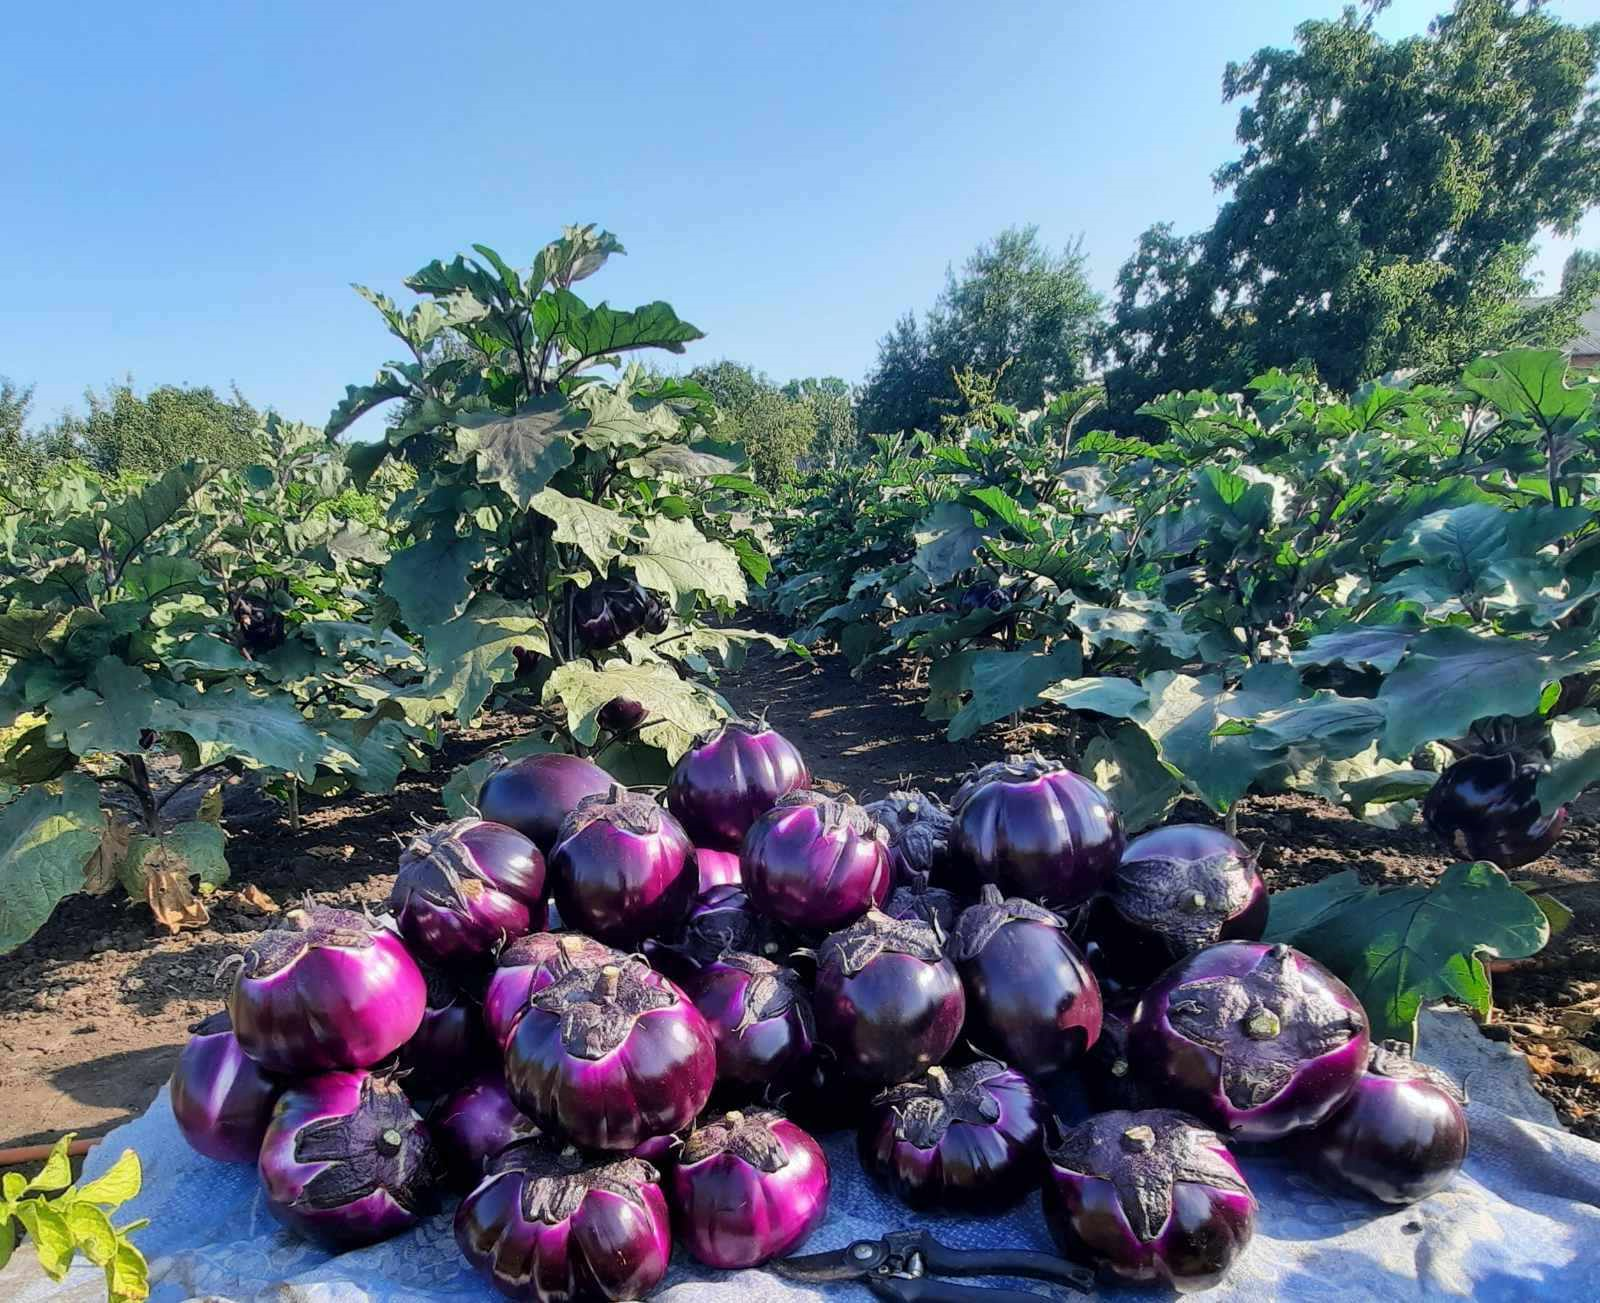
[3,648,1597,1154]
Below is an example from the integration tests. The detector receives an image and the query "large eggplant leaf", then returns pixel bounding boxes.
[1283,861,1549,1046]
[912,502,986,585]
[1263,870,1377,944]
[1070,600,1201,659]
[326,372,412,438]
[946,642,1083,742]
[381,530,485,635]
[44,658,160,756]
[1461,350,1593,432]
[457,399,581,509]
[1293,621,1421,674]
[145,685,358,783]
[1538,709,1600,814]
[528,488,629,571]
[117,821,230,899]
[418,596,548,724]
[543,661,728,761]
[0,774,104,954]
[1038,675,1150,720]
[1081,723,1181,832]
[1244,692,1387,761]
[625,517,746,606]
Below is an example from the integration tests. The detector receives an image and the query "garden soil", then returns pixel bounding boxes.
[3,648,1598,1160]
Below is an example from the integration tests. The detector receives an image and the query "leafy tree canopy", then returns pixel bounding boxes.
[48,381,267,476]
[690,360,856,485]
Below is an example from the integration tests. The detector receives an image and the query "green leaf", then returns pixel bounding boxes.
[117,823,229,897]
[146,685,358,783]
[911,502,986,586]
[1290,861,1550,1045]
[1538,709,1600,812]
[27,1135,76,1193]
[73,1150,141,1210]
[1531,893,1575,938]
[0,776,103,954]
[4,1171,25,1201]
[544,661,728,761]
[326,373,411,438]
[1263,870,1378,944]
[457,399,581,509]
[64,1202,117,1265]
[1245,692,1386,760]
[1194,466,1272,538]
[46,659,160,756]
[1080,724,1181,833]
[106,1236,150,1302]
[0,724,75,787]
[1070,601,1201,659]
[731,536,771,588]
[947,642,1083,742]
[964,486,1029,533]
[528,488,629,572]
[548,292,705,366]
[120,556,205,602]
[417,596,549,723]
[93,465,212,575]
[1294,623,1420,674]
[0,606,92,659]
[381,529,484,635]
[626,517,747,606]
[1039,676,1150,720]
[13,1201,73,1279]
[1461,349,1591,431]
[625,445,739,479]
[0,1217,14,1270]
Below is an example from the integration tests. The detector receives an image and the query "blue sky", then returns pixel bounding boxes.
[5,0,1599,435]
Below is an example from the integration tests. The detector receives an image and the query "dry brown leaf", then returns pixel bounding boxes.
[146,867,210,935]
[82,819,135,896]
[237,884,279,915]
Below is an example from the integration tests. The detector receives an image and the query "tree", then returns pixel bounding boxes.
[56,382,265,475]
[689,360,818,486]
[1104,0,1600,421]
[783,376,858,467]
[859,226,1102,435]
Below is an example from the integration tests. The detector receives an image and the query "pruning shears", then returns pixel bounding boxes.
[771,1229,1095,1301]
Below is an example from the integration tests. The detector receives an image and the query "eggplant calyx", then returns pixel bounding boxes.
[291,1075,439,1213]
[877,1062,1007,1148]
[1120,1125,1155,1153]
[519,1150,657,1224]
[533,961,674,1059]
[240,905,375,977]
[949,890,1064,961]
[1110,851,1255,949]
[680,1108,791,1171]
[1368,1040,1468,1102]
[720,953,810,1034]
[820,909,943,975]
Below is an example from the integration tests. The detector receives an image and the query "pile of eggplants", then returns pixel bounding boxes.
[171,731,1474,1300]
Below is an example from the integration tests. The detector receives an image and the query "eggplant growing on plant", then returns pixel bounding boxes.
[670,1110,830,1268]
[1422,751,1567,869]
[456,1139,671,1302]
[1128,941,1370,1143]
[548,788,697,946]
[950,885,1102,1077]
[430,1071,541,1190]
[743,791,892,931]
[226,905,426,1075]
[956,580,1008,617]
[598,695,647,734]
[389,819,547,968]
[1043,1109,1257,1293]
[950,754,1123,908]
[503,959,716,1150]
[683,951,816,1092]
[1082,824,1267,990]
[572,577,669,650]
[813,909,965,1085]
[477,751,614,855]
[171,1010,283,1164]
[483,932,619,1053]
[258,1070,443,1250]
[862,789,955,885]
[1305,1041,1469,1205]
[858,1061,1045,1212]
[667,717,811,850]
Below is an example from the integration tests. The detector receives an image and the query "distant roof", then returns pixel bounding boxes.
[1521,294,1600,356]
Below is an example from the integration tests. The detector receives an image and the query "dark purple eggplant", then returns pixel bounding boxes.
[1305,1040,1468,1204]
[743,791,892,931]
[813,909,965,1086]
[696,846,743,890]
[598,696,648,734]
[683,951,816,1092]
[1083,823,1267,990]
[950,885,1102,1077]
[950,754,1123,908]
[171,1010,283,1164]
[884,871,961,936]
[670,1110,829,1268]
[1128,941,1370,1143]
[858,1061,1045,1212]
[548,789,697,946]
[1423,751,1567,869]
[573,577,669,650]
[431,1071,541,1189]
[482,932,619,1053]
[666,718,810,850]
[862,789,955,884]
[1083,1002,1147,1113]
[477,751,614,855]
[397,964,495,1099]
[1043,1109,1256,1292]
[957,580,1008,616]
[389,818,546,968]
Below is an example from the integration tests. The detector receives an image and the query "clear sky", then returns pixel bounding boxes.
[5,0,1599,436]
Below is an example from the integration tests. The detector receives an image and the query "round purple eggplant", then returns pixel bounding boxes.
[683,951,816,1091]
[397,964,495,1099]
[504,960,716,1150]
[667,718,810,850]
[644,882,794,986]
[548,789,697,946]
[1043,1109,1256,1293]
[1305,1040,1469,1204]
[171,1010,283,1163]
[1423,751,1567,869]
[950,754,1123,908]
[1128,941,1370,1143]
[743,791,892,931]
[813,909,965,1086]
[258,1070,442,1250]
[950,885,1102,1077]
[226,905,426,1075]
[863,789,955,885]
[456,1140,671,1302]
[958,580,1009,616]
[697,845,743,889]
[573,577,668,650]
[483,932,619,1053]
[477,751,614,855]
[389,818,546,968]
[431,1071,541,1189]
[598,695,648,734]
[671,1110,829,1268]
[1083,824,1268,990]
[858,1062,1044,1212]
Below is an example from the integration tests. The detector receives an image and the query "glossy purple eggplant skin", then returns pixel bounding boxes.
[950,755,1124,909]
[884,873,962,936]
[671,1110,829,1268]
[743,791,892,931]
[397,967,496,1099]
[504,960,717,1150]
[477,752,614,855]
[858,1062,1044,1212]
[548,790,696,946]
[483,933,619,1053]
[696,846,743,890]
[1422,752,1568,869]
[598,695,647,734]
[666,719,811,851]
[431,1071,541,1190]
[456,1141,671,1302]
[1043,1109,1256,1293]
[862,789,955,885]
[950,886,1102,1077]
[258,1070,442,1250]
[389,819,546,968]
[683,951,816,1090]
[1129,941,1370,1144]
[1085,824,1268,989]
[1306,1041,1469,1204]
[813,910,966,1085]
[171,1010,283,1163]
[227,906,426,1075]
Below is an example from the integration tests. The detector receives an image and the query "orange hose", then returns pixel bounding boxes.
[0,1137,100,1167]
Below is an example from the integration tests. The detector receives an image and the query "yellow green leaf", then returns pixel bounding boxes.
[107,1238,151,1302]
[64,1202,117,1265]
[26,1134,76,1193]
[14,1202,74,1279]
[75,1150,142,1210]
